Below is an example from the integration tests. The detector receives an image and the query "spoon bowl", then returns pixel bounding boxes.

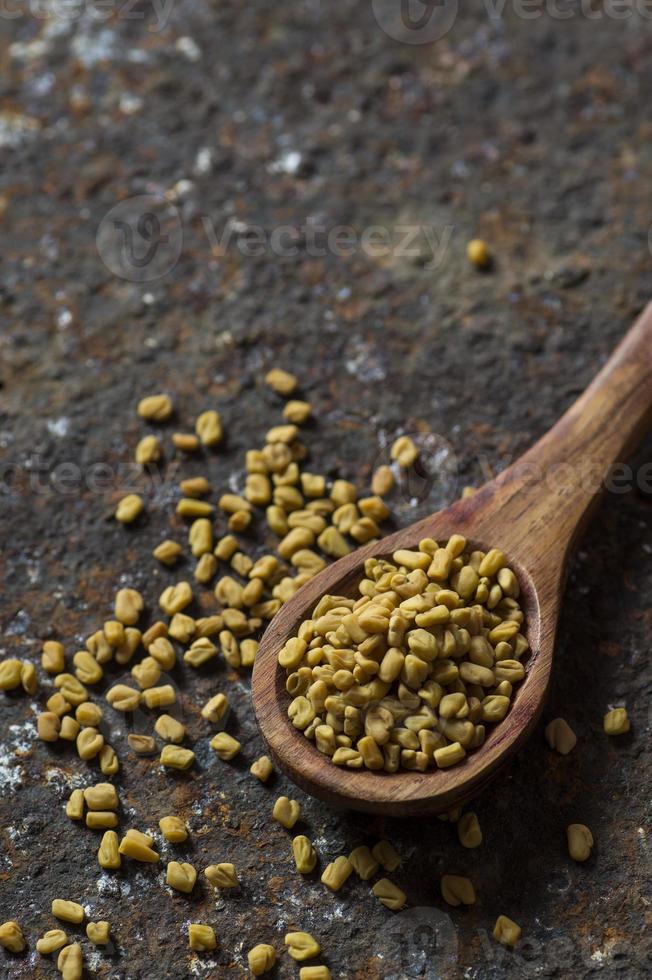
[252,304,652,816]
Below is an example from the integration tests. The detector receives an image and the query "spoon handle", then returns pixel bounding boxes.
[483,302,652,566]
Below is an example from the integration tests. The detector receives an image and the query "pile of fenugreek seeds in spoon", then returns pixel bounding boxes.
[0,367,631,975]
[280,539,528,772]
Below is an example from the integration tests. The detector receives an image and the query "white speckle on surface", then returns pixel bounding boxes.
[56,308,73,329]
[0,758,25,792]
[165,178,194,202]
[119,93,143,115]
[268,150,302,175]
[47,417,71,438]
[8,719,37,754]
[176,36,201,62]
[72,27,119,68]
[194,148,213,176]
[344,336,387,382]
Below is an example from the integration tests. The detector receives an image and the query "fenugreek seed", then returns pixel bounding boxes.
[456,811,482,848]
[240,638,259,668]
[210,733,240,760]
[155,714,186,743]
[248,944,277,975]
[292,835,318,874]
[38,711,61,742]
[299,968,332,980]
[0,920,25,953]
[84,782,118,811]
[348,846,379,881]
[391,435,418,468]
[371,840,401,872]
[137,393,173,421]
[250,755,273,782]
[115,588,144,626]
[57,714,78,741]
[127,734,156,756]
[176,498,214,518]
[73,650,103,686]
[153,540,182,568]
[54,674,88,706]
[97,830,121,870]
[118,834,159,863]
[604,707,630,735]
[76,727,104,760]
[372,465,395,496]
[493,915,521,947]
[283,399,311,424]
[159,815,188,843]
[148,637,176,671]
[467,238,490,268]
[42,640,65,674]
[66,788,85,821]
[86,921,110,946]
[143,684,176,709]
[201,693,228,723]
[99,743,119,776]
[567,824,594,862]
[321,855,353,892]
[265,367,297,395]
[115,493,144,523]
[57,943,83,980]
[160,745,195,770]
[36,929,68,954]
[135,434,162,465]
[106,684,141,711]
[229,509,251,532]
[372,878,407,910]
[45,693,69,719]
[188,924,217,952]
[172,432,200,453]
[273,796,301,829]
[167,861,197,893]
[0,659,22,691]
[52,900,85,924]
[115,627,141,665]
[204,863,239,888]
[131,656,161,689]
[544,718,577,755]
[332,747,363,767]
[285,932,320,962]
[441,875,475,906]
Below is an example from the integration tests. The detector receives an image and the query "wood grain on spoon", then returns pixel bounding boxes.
[252,303,652,816]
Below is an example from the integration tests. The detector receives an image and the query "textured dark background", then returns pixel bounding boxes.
[1,2,651,978]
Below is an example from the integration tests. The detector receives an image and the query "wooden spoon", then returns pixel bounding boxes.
[252,304,652,816]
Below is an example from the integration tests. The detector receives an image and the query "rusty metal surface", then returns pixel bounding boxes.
[1,2,651,978]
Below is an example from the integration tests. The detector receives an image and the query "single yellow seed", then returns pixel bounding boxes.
[84,783,118,811]
[441,875,475,906]
[143,684,176,709]
[135,434,162,465]
[127,734,156,755]
[115,493,144,523]
[52,900,85,924]
[371,465,395,495]
[73,650,103,685]
[160,745,195,770]
[166,860,197,893]
[467,238,490,268]
[265,367,297,395]
[372,878,407,910]
[321,855,353,892]
[99,743,119,776]
[567,823,594,862]
[204,863,239,889]
[283,399,311,424]
[195,409,223,446]
[349,845,379,881]
[57,943,83,980]
[391,435,418,468]
[493,915,521,947]
[273,796,301,829]
[86,921,110,945]
[250,755,273,782]
[131,656,161,689]
[285,931,320,962]
[210,732,240,761]
[188,924,217,952]
[42,640,65,674]
[300,969,332,980]
[0,658,22,690]
[545,718,577,755]
[248,943,276,975]
[0,920,26,952]
[154,714,186,743]
[180,475,211,497]
[114,587,144,625]
[76,701,103,727]
[76,727,104,760]
[176,498,213,518]
[201,693,229,723]
[159,816,188,843]
[137,393,173,421]
[36,929,68,954]
[172,432,199,452]
[106,684,141,711]
[457,812,483,849]
[371,840,401,872]
[54,674,88,706]
[97,830,121,869]
[118,834,159,863]
[86,811,118,830]
[20,661,38,694]
[434,741,466,768]
[153,539,182,565]
[66,788,85,821]
[38,711,61,742]
[292,835,318,874]
[148,637,176,670]
[46,692,71,718]
[159,581,192,615]
[604,707,630,735]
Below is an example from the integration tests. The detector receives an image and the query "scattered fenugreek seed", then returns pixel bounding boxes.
[441,875,475,906]
[545,718,577,755]
[188,924,217,952]
[372,878,407,910]
[604,707,630,735]
[0,921,26,953]
[292,836,318,874]
[159,815,188,843]
[457,812,482,849]
[467,238,490,268]
[250,755,273,782]
[166,860,197,893]
[36,929,68,954]
[567,823,594,862]
[57,942,83,980]
[248,943,277,975]
[265,368,297,396]
[115,493,144,523]
[493,915,521,947]
[321,855,353,892]
[160,745,195,770]
[272,796,301,829]
[52,900,85,925]
[86,921,110,945]
[210,732,240,760]
[98,831,121,870]
[204,863,238,888]
[285,932,320,961]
